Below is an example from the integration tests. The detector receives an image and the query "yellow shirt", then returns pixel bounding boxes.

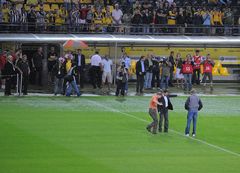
[54,12,62,25]
[27,0,38,4]
[66,60,72,72]
[94,12,103,24]
[60,9,67,24]
[167,11,176,25]
[103,16,113,25]
[211,11,223,25]
[2,8,10,23]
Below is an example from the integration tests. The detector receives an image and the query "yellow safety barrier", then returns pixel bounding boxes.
[220,67,229,76]
[212,67,220,76]
[214,60,222,69]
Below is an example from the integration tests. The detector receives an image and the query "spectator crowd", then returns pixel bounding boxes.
[0,0,239,35]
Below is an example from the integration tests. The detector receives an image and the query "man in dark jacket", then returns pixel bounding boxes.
[47,47,58,84]
[17,54,30,95]
[158,89,173,133]
[168,51,175,87]
[136,56,146,95]
[151,57,160,89]
[144,54,153,89]
[52,57,66,95]
[184,89,203,137]
[74,49,85,88]
[2,55,16,96]
[31,47,43,86]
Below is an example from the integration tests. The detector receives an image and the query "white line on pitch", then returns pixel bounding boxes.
[87,99,240,157]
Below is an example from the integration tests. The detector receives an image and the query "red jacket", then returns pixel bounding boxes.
[182,60,194,74]
[193,55,202,70]
[0,54,7,70]
[203,60,214,73]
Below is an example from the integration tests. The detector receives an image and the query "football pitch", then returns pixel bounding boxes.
[0,96,240,173]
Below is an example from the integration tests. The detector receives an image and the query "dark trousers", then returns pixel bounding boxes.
[90,66,102,88]
[147,108,158,133]
[202,72,213,84]
[136,74,144,93]
[5,78,13,95]
[169,69,174,86]
[152,70,160,88]
[115,80,125,96]
[22,75,29,94]
[159,109,169,132]
[77,66,85,88]
[33,67,42,86]
[192,69,200,85]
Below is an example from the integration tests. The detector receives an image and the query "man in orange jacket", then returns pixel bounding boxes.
[146,92,163,134]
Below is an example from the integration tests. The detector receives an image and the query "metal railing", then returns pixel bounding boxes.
[0,23,239,36]
[0,73,23,96]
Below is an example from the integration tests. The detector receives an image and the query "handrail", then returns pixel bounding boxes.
[0,23,239,36]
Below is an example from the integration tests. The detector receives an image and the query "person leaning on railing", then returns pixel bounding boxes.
[93,8,104,32]
[2,3,10,26]
[102,6,113,33]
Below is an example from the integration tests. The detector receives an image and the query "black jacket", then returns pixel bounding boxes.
[17,59,29,76]
[74,54,85,68]
[144,58,154,72]
[168,55,175,71]
[136,60,146,76]
[2,61,16,79]
[157,96,173,112]
[52,62,66,79]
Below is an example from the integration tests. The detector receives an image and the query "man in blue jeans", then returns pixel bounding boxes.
[65,65,81,97]
[184,89,203,137]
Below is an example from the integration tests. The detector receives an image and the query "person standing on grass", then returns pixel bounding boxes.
[32,47,43,86]
[74,49,85,89]
[201,54,215,89]
[53,57,66,96]
[65,64,81,97]
[2,55,16,96]
[182,54,194,92]
[158,89,173,133]
[16,54,30,95]
[146,92,163,134]
[90,51,102,89]
[184,89,203,137]
[119,52,131,95]
[115,62,128,97]
[168,51,175,87]
[136,56,146,95]
[175,53,184,88]
[101,55,113,94]
[144,54,153,90]
[192,50,202,85]
[47,47,58,85]
[160,57,172,90]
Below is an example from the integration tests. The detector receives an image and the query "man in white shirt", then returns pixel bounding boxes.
[112,3,123,32]
[101,55,112,92]
[90,51,102,89]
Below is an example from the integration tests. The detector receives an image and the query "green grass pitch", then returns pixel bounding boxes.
[0,96,240,173]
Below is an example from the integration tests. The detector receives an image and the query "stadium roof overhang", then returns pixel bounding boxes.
[0,34,240,46]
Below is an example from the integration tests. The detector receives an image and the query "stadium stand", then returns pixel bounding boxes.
[0,0,239,35]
